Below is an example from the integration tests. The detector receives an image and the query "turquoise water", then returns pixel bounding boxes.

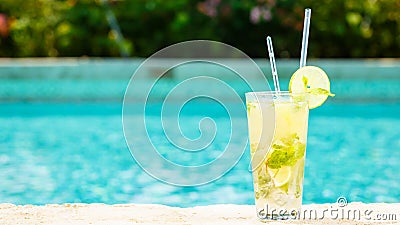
[1,59,399,206]
[1,102,400,206]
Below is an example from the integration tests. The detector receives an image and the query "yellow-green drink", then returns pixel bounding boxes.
[246,91,309,220]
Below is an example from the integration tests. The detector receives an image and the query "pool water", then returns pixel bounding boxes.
[1,101,399,206]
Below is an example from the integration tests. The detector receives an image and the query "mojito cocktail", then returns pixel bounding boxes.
[246,91,309,219]
[248,6,335,220]
[245,63,334,220]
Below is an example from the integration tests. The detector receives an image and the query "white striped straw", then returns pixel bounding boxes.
[300,8,311,68]
[266,36,280,92]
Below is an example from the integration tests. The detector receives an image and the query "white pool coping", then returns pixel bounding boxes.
[1,203,399,224]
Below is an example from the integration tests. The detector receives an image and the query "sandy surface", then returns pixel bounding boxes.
[1,203,400,225]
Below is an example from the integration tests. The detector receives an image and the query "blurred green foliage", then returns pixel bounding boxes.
[0,0,399,58]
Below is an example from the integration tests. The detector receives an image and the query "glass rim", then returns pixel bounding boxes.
[245,91,307,96]
[245,91,309,104]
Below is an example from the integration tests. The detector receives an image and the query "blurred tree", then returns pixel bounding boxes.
[55,0,122,56]
[0,0,399,58]
[298,0,400,57]
[0,0,67,56]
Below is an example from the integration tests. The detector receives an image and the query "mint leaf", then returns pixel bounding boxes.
[281,133,299,146]
[307,88,335,97]
[294,142,306,159]
[266,134,306,169]
[267,147,295,169]
[302,75,309,88]
[246,103,256,114]
[255,173,272,199]
[295,161,304,198]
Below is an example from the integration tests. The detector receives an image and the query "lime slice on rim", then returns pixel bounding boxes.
[289,66,334,109]
[268,166,291,187]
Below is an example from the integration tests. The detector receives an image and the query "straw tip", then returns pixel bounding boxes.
[305,8,311,15]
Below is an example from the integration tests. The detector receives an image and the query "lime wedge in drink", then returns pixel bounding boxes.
[289,66,334,109]
[268,166,291,187]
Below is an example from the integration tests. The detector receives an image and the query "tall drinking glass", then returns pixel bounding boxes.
[245,91,309,220]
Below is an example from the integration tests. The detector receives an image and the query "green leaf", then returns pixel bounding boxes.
[294,142,306,159]
[267,148,295,169]
[346,12,362,27]
[307,88,335,97]
[255,173,272,199]
[266,134,306,169]
[302,75,309,88]
[246,103,255,114]
[281,133,299,146]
